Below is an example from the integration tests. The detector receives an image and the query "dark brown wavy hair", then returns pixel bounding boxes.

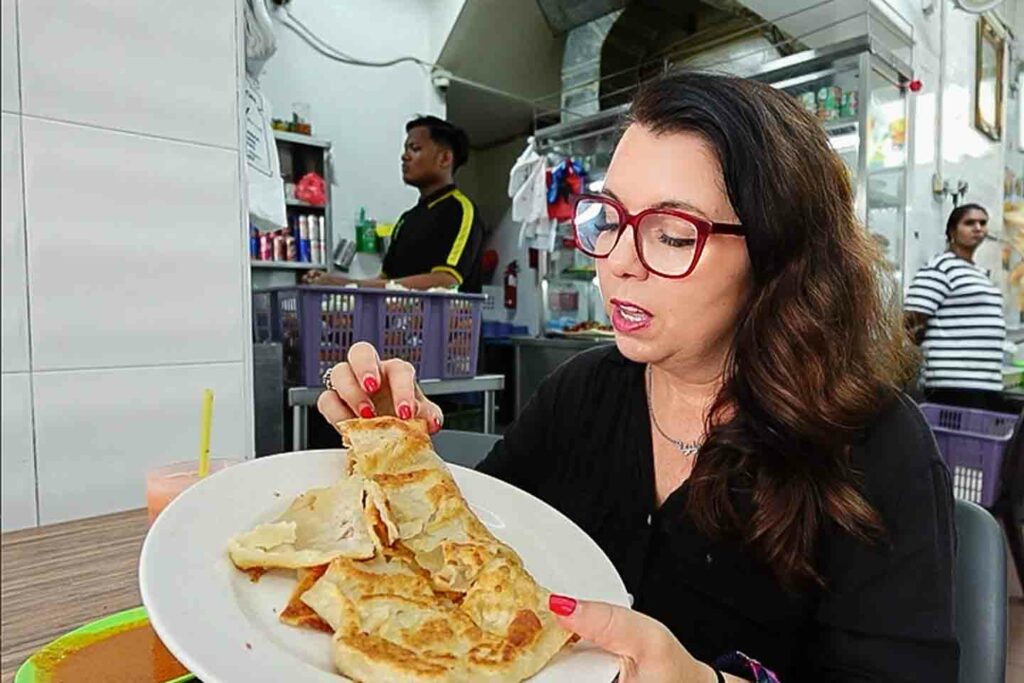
[630,73,916,589]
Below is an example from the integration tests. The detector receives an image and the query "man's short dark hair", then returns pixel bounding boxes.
[406,116,470,171]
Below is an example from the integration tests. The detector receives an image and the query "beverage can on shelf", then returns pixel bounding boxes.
[259,232,272,261]
[273,231,285,261]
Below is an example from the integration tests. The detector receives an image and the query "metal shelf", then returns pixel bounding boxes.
[251,261,326,271]
[556,269,598,282]
[285,199,326,209]
[824,117,859,132]
[272,130,331,148]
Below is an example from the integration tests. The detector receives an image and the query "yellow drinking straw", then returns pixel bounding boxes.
[198,389,214,478]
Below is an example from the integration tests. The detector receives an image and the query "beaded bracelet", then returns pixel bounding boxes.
[713,651,781,683]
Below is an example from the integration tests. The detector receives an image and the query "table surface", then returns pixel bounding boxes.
[0,509,148,683]
[509,335,613,350]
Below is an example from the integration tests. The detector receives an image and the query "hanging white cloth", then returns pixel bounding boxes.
[508,137,557,251]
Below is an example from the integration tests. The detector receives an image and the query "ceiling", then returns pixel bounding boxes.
[444,80,536,149]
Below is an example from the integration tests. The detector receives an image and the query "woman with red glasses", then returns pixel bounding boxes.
[316,72,956,682]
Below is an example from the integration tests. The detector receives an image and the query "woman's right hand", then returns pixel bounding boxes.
[317,341,444,434]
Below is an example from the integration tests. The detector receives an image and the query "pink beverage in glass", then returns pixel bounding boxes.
[146,459,238,525]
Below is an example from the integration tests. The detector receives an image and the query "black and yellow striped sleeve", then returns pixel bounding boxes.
[427,190,481,285]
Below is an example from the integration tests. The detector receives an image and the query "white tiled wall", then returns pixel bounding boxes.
[18,0,238,148]
[23,119,244,370]
[2,373,36,529]
[1,112,28,373]
[33,363,248,524]
[0,0,18,113]
[0,0,251,531]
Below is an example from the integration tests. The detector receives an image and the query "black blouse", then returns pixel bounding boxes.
[477,346,958,682]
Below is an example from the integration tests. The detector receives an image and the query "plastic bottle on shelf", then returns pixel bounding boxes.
[355,207,377,253]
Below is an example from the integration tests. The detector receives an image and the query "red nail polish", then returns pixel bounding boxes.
[399,404,413,420]
[549,594,577,616]
[359,405,375,419]
[363,377,380,394]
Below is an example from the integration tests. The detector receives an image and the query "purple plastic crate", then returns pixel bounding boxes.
[375,291,432,377]
[441,296,483,379]
[256,286,484,385]
[920,403,1018,506]
[280,287,369,386]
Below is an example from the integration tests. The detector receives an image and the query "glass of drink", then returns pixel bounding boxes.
[146,459,238,525]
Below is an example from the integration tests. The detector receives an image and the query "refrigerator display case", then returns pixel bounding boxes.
[771,46,911,295]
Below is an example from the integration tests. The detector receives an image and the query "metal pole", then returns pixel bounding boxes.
[293,404,307,451]
[483,390,496,435]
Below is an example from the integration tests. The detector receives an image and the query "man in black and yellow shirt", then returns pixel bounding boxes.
[305,116,483,292]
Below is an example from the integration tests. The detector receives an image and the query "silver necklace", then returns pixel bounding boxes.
[645,366,704,457]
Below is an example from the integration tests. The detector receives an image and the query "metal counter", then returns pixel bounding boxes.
[511,336,613,417]
[288,374,506,450]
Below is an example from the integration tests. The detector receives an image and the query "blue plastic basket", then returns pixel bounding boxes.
[920,403,1019,506]
[252,286,484,385]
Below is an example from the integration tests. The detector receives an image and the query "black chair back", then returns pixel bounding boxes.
[431,430,502,469]
[954,499,1007,683]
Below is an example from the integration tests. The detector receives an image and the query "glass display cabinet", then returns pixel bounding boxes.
[531,12,914,334]
[770,46,912,295]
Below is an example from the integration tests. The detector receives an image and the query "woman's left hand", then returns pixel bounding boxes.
[549,594,717,683]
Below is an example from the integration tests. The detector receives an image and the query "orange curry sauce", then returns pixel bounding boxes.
[32,620,189,682]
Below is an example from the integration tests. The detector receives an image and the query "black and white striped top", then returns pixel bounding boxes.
[905,252,1005,391]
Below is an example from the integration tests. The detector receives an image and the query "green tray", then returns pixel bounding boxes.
[15,606,194,683]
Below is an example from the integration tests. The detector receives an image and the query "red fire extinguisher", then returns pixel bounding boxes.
[503,261,519,310]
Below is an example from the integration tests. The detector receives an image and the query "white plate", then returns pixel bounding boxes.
[140,449,629,682]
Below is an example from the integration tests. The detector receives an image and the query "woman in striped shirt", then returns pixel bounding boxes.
[905,203,1006,409]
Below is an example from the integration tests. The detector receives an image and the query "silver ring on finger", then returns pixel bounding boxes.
[322,367,335,391]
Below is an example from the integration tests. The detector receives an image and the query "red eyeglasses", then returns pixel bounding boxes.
[571,194,744,279]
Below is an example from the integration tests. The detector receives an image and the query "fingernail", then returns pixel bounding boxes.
[359,405,375,419]
[432,417,443,433]
[549,594,577,616]
[363,376,380,394]
[398,404,413,420]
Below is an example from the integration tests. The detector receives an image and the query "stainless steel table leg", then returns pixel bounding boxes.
[483,390,496,434]
[293,404,308,451]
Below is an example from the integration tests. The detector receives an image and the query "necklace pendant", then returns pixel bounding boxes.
[646,365,705,458]
[675,443,700,457]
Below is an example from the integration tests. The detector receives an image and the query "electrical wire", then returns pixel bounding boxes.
[278,5,433,69]
[274,5,540,107]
